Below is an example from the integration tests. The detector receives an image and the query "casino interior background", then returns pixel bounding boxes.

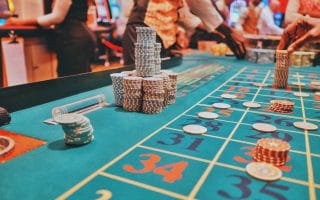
[1,0,320,200]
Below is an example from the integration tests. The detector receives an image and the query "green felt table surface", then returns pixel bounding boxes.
[0,53,319,200]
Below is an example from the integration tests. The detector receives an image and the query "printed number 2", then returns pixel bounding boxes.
[123,153,188,183]
[218,175,289,200]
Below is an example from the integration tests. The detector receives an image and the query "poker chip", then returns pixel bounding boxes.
[311,80,320,85]
[293,92,310,97]
[56,113,94,146]
[246,162,282,181]
[292,82,306,86]
[293,121,318,131]
[212,103,231,109]
[0,107,11,126]
[252,123,277,132]
[273,50,289,89]
[111,73,128,106]
[268,100,294,113]
[0,136,15,157]
[197,112,219,120]
[221,94,237,99]
[183,125,207,135]
[292,74,304,79]
[243,102,261,108]
[252,83,269,87]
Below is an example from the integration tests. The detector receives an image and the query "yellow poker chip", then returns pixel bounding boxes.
[252,123,277,132]
[253,83,269,87]
[197,112,219,120]
[293,121,318,131]
[183,125,207,135]
[292,82,306,87]
[0,136,15,157]
[246,162,282,181]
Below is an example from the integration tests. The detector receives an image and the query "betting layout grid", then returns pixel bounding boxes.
[57,67,320,200]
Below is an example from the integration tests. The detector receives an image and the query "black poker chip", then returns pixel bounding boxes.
[0,107,11,126]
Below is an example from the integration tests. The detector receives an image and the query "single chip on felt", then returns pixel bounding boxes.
[311,80,320,85]
[243,102,261,108]
[246,162,282,181]
[0,107,11,126]
[293,121,318,131]
[183,125,207,135]
[198,112,219,120]
[292,74,304,79]
[212,103,231,109]
[253,83,269,87]
[292,82,306,86]
[0,136,15,157]
[293,92,310,97]
[252,123,277,132]
[221,94,237,99]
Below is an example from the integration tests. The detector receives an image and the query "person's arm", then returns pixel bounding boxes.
[6,0,71,26]
[285,0,302,25]
[259,8,283,35]
[178,0,202,32]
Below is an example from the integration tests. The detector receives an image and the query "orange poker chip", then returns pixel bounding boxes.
[256,138,291,152]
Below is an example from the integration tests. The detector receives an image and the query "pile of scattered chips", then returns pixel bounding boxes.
[273,50,289,89]
[268,100,294,113]
[0,107,11,126]
[253,138,290,166]
[55,113,94,146]
[0,136,15,157]
[123,77,143,112]
[110,73,127,106]
[142,77,164,114]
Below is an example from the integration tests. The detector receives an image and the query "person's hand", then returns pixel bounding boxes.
[277,17,320,53]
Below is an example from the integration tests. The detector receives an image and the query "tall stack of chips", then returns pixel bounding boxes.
[111,73,127,106]
[123,77,143,112]
[155,73,171,108]
[142,77,164,114]
[167,72,178,104]
[268,100,294,113]
[274,50,289,89]
[253,138,290,166]
[154,43,162,74]
[135,27,158,77]
[247,48,275,64]
[290,51,316,67]
[55,113,94,146]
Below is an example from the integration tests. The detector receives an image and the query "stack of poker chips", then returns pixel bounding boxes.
[273,50,289,89]
[268,100,294,113]
[247,48,275,64]
[155,73,171,108]
[167,72,178,104]
[55,113,94,146]
[135,27,161,77]
[0,107,11,126]
[290,51,316,67]
[121,70,137,77]
[154,43,162,74]
[111,73,128,106]
[123,76,143,112]
[253,138,290,166]
[142,77,165,114]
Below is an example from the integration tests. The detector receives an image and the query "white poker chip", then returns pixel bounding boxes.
[252,123,277,132]
[315,92,320,97]
[293,92,310,97]
[54,113,84,124]
[243,101,261,108]
[253,83,269,87]
[292,74,304,79]
[246,162,282,181]
[221,94,237,99]
[198,112,219,120]
[293,121,318,131]
[292,82,306,86]
[311,80,320,85]
[212,103,231,109]
[183,125,207,135]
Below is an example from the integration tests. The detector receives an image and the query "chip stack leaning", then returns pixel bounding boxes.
[167,72,178,104]
[142,77,164,114]
[253,138,291,166]
[55,113,94,146]
[111,73,128,106]
[274,50,290,89]
[135,27,157,77]
[123,77,143,112]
